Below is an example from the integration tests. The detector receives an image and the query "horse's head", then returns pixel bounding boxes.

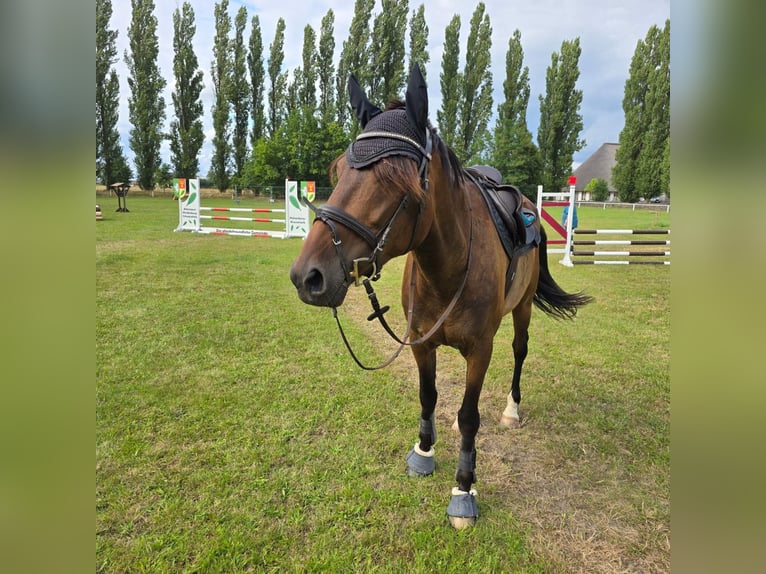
[290,64,434,308]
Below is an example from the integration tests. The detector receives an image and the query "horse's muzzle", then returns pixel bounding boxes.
[289,260,349,308]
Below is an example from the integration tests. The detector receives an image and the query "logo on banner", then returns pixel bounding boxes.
[173,178,187,199]
[302,181,316,202]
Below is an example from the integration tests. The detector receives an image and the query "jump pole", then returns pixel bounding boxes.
[571,229,671,265]
[174,178,310,239]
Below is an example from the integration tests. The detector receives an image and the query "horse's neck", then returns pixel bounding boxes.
[413,176,471,284]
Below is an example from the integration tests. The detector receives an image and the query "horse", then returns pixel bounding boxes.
[289,64,592,528]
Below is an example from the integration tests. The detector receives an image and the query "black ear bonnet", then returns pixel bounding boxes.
[346,109,427,169]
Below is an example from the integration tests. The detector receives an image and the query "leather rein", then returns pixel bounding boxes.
[301,128,475,370]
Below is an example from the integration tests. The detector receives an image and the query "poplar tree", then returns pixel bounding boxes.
[286,72,301,114]
[230,6,250,185]
[369,0,409,105]
[407,4,429,80]
[168,2,204,179]
[338,0,375,133]
[456,2,493,164]
[537,38,585,192]
[660,137,670,195]
[247,15,265,145]
[317,10,336,124]
[267,18,288,137]
[437,15,461,149]
[613,20,670,201]
[299,25,318,110]
[316,10,349,186]
[210,0,231,192]
[96,0,130,185]
[492,29,540,196]
[125,0,166,190]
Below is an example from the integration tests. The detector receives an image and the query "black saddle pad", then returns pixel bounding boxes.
[466,166,540,262]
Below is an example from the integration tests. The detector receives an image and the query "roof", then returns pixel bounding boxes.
[572,143,619,191]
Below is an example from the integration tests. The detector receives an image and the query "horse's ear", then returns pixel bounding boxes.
[405,63,428,135]
[348,73,381,128]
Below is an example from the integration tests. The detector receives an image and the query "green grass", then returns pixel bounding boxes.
[97,197,669,573]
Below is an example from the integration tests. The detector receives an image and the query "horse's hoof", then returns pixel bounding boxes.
[405,442,435,477]
[447,487,478,529]
[499,414,520,429]
[449,515,476,529]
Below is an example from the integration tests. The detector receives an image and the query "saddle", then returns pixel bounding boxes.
[466,165,541,264]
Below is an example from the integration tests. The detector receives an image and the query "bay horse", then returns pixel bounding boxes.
[289,64,591,528]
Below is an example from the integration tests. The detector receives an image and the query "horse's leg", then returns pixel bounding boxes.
[405,344,438,477]
[500,301,532,429]
[447,345,492,528]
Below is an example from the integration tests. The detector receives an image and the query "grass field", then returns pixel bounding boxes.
[97,196,669,573]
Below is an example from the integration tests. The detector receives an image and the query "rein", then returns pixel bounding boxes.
[331,181,475,371]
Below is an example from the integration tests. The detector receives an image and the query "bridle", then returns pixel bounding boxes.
[302,129,433,287]
[300,126,475,370]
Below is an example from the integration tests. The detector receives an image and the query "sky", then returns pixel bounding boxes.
[109,0,670,178]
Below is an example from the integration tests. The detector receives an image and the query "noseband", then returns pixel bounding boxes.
[302,129,432,287]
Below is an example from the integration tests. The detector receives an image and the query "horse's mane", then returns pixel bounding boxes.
[329,100,465,201]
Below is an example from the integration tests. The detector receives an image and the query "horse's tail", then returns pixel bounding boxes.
[533,226,593,319]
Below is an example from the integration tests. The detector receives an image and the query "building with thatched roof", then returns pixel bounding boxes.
[570,143,620,201]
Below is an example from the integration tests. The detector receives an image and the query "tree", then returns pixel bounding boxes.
[96,0,128,187]
[408,4,429,80]
[537,38,585,192]
[315,121,351,186]
[155,162,174,192]
[210,0,232,192]
[585,177,609,201]
[456,2,493,164]
[491,29,540,197]
[168,2,204,179]
[247,15,266,145]
[338,0,375,133]
[125,0,166,190]
[230,6,251,186]
[613,20,670,202]
[660,137,670,195]
[437,15,461,149]
[241,137,280,191]
[286,71,301,114]
[111,153,133,184]
[369,0,409,105]
[267,18,288,138]
[317,10,336,124]
[299,24,318,110]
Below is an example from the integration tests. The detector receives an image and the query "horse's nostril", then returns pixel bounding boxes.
[305,268,324,294]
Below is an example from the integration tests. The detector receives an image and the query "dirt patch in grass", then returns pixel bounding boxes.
[340,283,669,574]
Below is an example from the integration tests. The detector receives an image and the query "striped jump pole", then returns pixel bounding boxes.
[200,206,287,224]
[571,229,670,265]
